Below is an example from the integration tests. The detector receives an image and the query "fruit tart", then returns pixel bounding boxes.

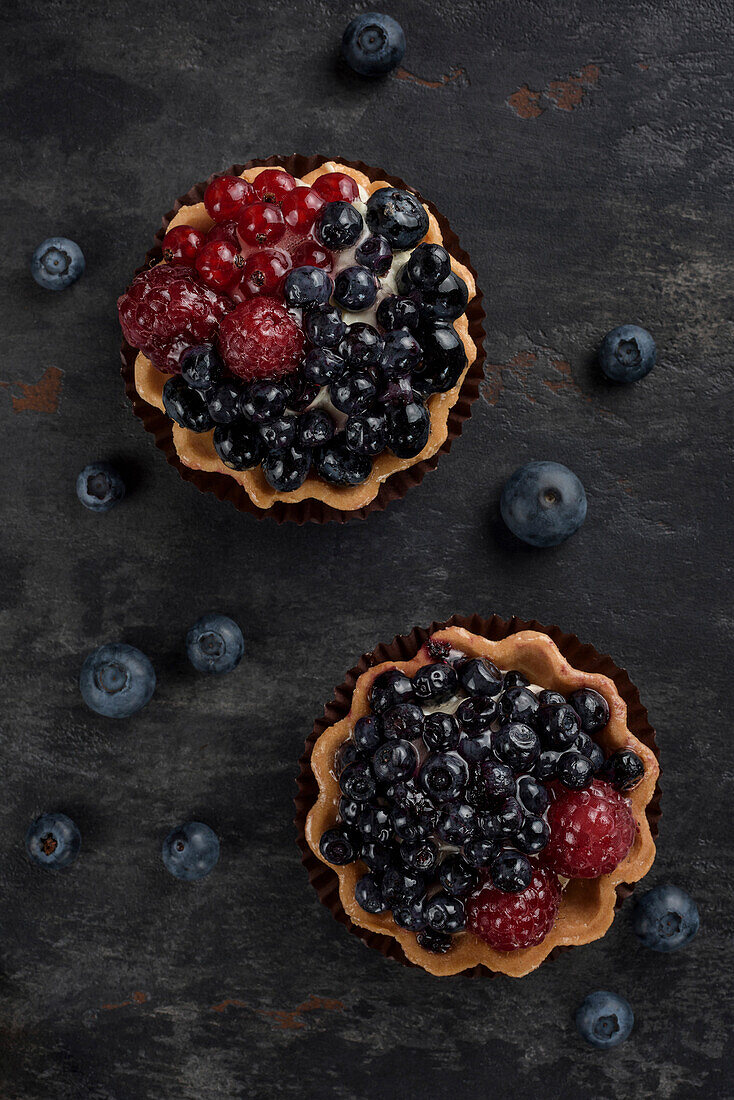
[301,618,660,977]
[118,157,484,522]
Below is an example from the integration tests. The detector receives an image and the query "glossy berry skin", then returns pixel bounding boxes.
[438,856,478,897]
[181,344,224,390]
[336,741,362,774]
[376,294,421,333]
[468,865,560,951]
[458,657,503,699]
[319,826,357,865]
[380,328,423,378]
[294,408,332,450]
[301,348,345,386]
[162,224,205,265]
[412,325,467,396]
[477,797,523,840]
[237,201,286,247]
[534,750,561,781]
[259,416,298,451]
[316,201,363,250]
[493,722,540,770]
[284,265,333,309]
[240,247,291,298]
[291,239,334,271]
[386,400,430,458]
[312,172,360,204]
[423,712,461,752]
[219,298,303,380]
[339,796,361,826]
[383,702,424,740]
[557,750,596,790]
[162,377,214,432]
[345,411,388,456]
[517,776,549,815]
[315,444,372,486]
[356,234,393,276]
[204,175,255,222]
[194,239,241,293]
[281,186,324,233]
[436,802,476,844]
[515,815,551,854]
[575,732,605,773]
[544,780,636,878]
[206,379,244,425]
[379,375,416,407]
[162,821,219,881]
[372,738,418,783]
[31,237,85,289]
[339,760,377,803]
[206,220,239,248]
[253,169,297,205]
[213,423,263,470]
[391,800,436,843]
[76,462,125,512]
[535,703,580,750]
[569,688,610,733]
[361,841,394,872]
[481,761,516,800]
[401,838,439,874]
[500,461,587,548]
[390,898,427,932]
[539,689,566,707]
[340,323,385,370]
[26,813,81,870]
[330,373,376,416]
[419,752,468,803]
[500,686,539,726]
[462,837,498,869]
[262,445,311,492]
[383,867,426,907]
[458,729,494,764]
[333,265,378,311]
[80,643,155,718]
[424,892,466,934]
[504,670,529,689]
[357,805,392,845]
[370,669,415,714]
[341,12,406,75]
[416,929,452,954]
[599,324,656,382]
[355,872,387,913]
[600,748,645,791]
[304,303,347,348]
[353,715,384,754]
[632,884,699,952]
[576,991,634,1049]
[186,613,244,674]
[412,662,458,703]
[240,379,288,422]
[406,243,451,288]
[419,272,469,322]
[456,697,498,735]
[365,188,429,250]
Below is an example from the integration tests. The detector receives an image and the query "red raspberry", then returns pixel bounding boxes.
[117,264,231,373]
[218,298,304,380]
[240,248,291,298]
[253,168,297,205]
[290,240,333,271]
[467,866,561,952]
[312,171,360,204]
[238,201,286,247]
[162,224,205,265]
[195,239,243,293]
[543,780,636,878]
[281,187,325,234]
[204,175,255,222]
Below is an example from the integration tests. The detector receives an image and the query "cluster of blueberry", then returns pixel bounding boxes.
[319,647,644,954]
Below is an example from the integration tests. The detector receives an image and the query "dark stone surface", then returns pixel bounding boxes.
[1,1,732,1097]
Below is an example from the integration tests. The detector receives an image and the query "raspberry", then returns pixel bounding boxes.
[218,298,304,380]
[312,171,360,204]
[118,265,231,374]
[543,780,636,879]
[467,866,561,952]
[253,168,297,205]
[162,224,205,265]
[204,175,255,222]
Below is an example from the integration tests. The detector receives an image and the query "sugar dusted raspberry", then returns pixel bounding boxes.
[218,298,304,381]
[118,264,231,374]
[467,866,561,951]
[543,780,636,879]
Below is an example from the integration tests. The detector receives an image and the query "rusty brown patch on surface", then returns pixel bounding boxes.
[507,85,544,119]
[482,348,592,407]
[394,65,468,89]
[101,990,148,1011]
[508,64,600,118]
[0,366,63,413]
[210,993,344,1030]
[483,350,538,405]
[637,62,650,70]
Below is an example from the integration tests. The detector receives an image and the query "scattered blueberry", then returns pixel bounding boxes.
[376,294,421,333]
[423,711,461,752]
[419,752,468,803]
[339,760,377,802]
[186,613,244,674]
[493,722,540,770]
[499,686,539,725]
[207,378,246,424]
[240,379,289,422]
[557,750,595,789]
[316,443,372,486]
[419,271,469,322]
[456,697,498,735]
[372,738,418,783]
[355,872,387,913]
[458,657,503,699]
[262,445,312,492]
[599,324,656,382]
[490,849,532,893]
[401,837,439,874]
[259,415,298,452]
[302,347,346,386]
[380,327,423,378]
[330,372,376,415]
[412,662,458,703]
[382,867,426,907]
[424,892,466,933]
[382,702,424,740]
[500,461,587,548]
[535,702,580,749]
[632,884,699,952]
[341,12,406,76]
[339,323,384,370]
[416,928,452,954]
[436,801,476,844]
[386,399,430,458]
[80,643,155,718]
[406,242,451,288]
[576,991,634,1049]
[438,856,478,896]
[345,410,388,456]
[76,462,125,512]
[412,323,467,395]
[31,237,85,290]
[26,812,81,870]
[162,821,220,881]
[353,714,384,753]
[365,188,429,250]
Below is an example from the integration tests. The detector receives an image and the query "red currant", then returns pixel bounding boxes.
[281,187,325,234]
[195,239,242,293]
[253,168,297,205]
[240,248,291,298]
[312,172,360,204]
[237,201,286,247]
[204,175,256,223]
[162,225,205,265]
[290,240,334,271]
[206,220,239,248]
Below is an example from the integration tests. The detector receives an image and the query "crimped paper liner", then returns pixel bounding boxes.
[119,154,486,524]
[294,614,662,975]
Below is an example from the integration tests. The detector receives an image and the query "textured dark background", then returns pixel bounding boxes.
[1,0,733,1097]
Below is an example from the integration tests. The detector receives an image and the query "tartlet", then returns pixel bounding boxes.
[299,616,660,977]
[119,156,484,523]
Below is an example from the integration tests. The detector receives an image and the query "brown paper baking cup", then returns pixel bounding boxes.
[119,154,486,524]
[294,613,662,974]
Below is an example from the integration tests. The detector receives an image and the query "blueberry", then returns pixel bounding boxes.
[333,265,378,312]
[458,657,503,698]
[490,849,532,893]
[339,323,385,370]
[499,686,540,726]
[419,272,469,322]
[353,715,384,753]
[372,738,418,783]
[393,895,428,931]
[382,702,424,741]
[576,991,634,1049]
[339,760,377,802]
[330,373,376,415]
[632,884,699,953]
[31,237,84,290]
[378,327,422,379]
[370,669,415,714]
[284,265,333,309]
[569,688,610,733]
[162,822,220,881]
[456,697,498,735]
[557,750,595,789]
[462,837,498,869]
[401,837,439,874]
[259,415,298,452]
[395,264,414,295]
[207,378,246,424]
[478,797,523,839]
[438,856,478,897]
[503,670,529,689]
[538,689,566,706]
[262,445,311,492]
[185,613,243,674]
[424,892,466,934]
[213,423,264,470]
[180,344,223,390]
[406,242,451,289]
[305,302,348,348]
[26,812,81,870]
[382,866,426,906]
[493,723,540,770]
[357,805,392,844]
[535,702,580,750]
[319,826,357,865]
[362,841,395,872]
[460,730,496,766]
[240,379,289,422]
[80,643,155,718]
[282,373,320,413]
[516,776,549,815]
[341,12,406,76]
[315,442,372,486]
[355,872,387,913]
[419,752,468,803]
[599,324,656,383]
[500,461,587,548]
[338,796,362,827]
[336,740,363,774]
[574,731,605,772]
[480,761,516,800]
[423,711,461,752]
[163,376,213,432]
[600,748,645,791]
[298,408,336,449]
[378,375,417,407]
[386,400,430,458]
[345,410,388,456]
[411,325,467,396]
[390,802,436,843]
[355,234,393,275]
[416,928,453,954]
[534,749,561,781]
[365,188,429,250]
[515,815,550,854]
[376,294,421,333]
[436,801,476,844]
[76,462,125,512]
[316,201,363,251]
[412,662,458,703]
